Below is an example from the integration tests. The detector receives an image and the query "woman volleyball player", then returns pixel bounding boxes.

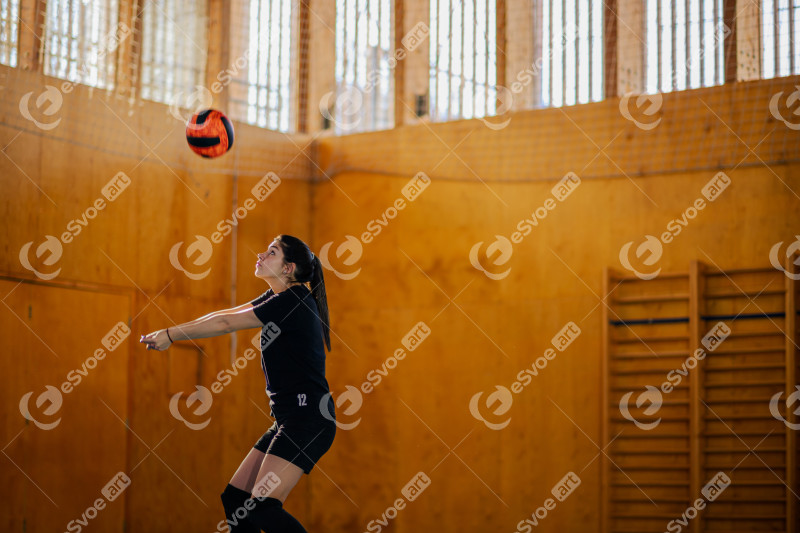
[140,235,336,532]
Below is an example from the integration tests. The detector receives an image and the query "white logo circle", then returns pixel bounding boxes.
[19,235,63,280]
[321,385,363,430]
[169,236,214,280]
[169,385,213,430]
[318,237,363,280]
[469,385,513,430]
[19,385,63,430]
[619,235,663,280]
[619,92,663,130]
[19,86,64,130]
[469,236,513,280]
[619,385,663,430]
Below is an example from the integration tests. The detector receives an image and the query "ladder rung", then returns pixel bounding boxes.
[705,447,785,453]
[611,449,689,455]
[612,350,690,358]
[609,399,689,407]
[609,465,689,471]
[613,294,690,303]
[704,413,784,420]
[613,336,689,344]
[705,363,786,371]
[704,380,786,388]
[612,497,691,503]
[723,331,786,339]
[708,347,784,355]
[611,368,678,375]
[611,513,689,519]
[613,271,689,281]
[612,433,690,440]
[704,430,783,437]
[704,397,779,404]
[706,267,775,276]
[611,481,689,487]
[701,464,786,470]
[704,513,788,520]
[705,289,786,299]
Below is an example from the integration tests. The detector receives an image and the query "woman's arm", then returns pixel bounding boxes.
[172,302,253,330]
[140,306,263,351]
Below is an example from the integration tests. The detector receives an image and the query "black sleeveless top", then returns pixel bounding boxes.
[251,285,331,419]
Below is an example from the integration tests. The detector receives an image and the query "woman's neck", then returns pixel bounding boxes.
[268,279,303,294]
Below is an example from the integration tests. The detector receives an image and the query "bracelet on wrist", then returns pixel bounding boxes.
[166,328,174,343]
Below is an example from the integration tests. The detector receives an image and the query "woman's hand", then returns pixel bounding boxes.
[140,329,172,351]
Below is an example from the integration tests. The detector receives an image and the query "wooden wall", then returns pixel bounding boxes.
[0,64,316,531]
[307,75,800,532]
[1,61,799,533]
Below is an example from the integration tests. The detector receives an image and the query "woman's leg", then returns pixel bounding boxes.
[230,447,267,492]
[246,454,306,532]
[220,448,267,533]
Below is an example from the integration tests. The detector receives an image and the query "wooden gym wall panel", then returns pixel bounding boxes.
[603,265,799,533]
[0,64,314,532]
[0,280,131,533]
[308,165,798,531]
[315,75,800,184]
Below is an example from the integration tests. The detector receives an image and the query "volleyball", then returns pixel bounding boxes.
[185,109,234,158]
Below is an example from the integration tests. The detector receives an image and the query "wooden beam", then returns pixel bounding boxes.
[600,266,611,533]
[17,0,46,73]
[302,0,336,134]
[396,0,430,124]
[689,260,705,533]
[786,251,797,533]
[530,0,542,107]
[723,0,737,83]
[496,0,506,92]
[614,0,646,95]
[735,0,761,81]
[206,0,232,112]
[116,0,145,100]
[603,0,618,98]
[394,0,405,127]
[296,0,311,133]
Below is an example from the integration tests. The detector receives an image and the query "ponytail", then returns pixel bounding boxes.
[274,234,332,352]
[310,255,331,352]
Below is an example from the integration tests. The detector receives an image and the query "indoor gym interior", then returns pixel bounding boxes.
[0,0,799,531]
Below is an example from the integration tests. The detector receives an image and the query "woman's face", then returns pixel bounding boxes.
[255,241,287,280]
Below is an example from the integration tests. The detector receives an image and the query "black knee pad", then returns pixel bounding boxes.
[247,497,307,533]
[220,484,259,533]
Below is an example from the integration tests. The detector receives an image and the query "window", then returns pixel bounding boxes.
[429,0,496,121]
[42,0,120,88]
[228,0,294,132]
[331,0,394,133]
[0,0,19,67]
[644,0,726,94]
[761,0,800,78]
[538,0,604,107]
[140,0,208,105]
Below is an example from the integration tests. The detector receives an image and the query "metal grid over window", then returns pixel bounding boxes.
[228,0,294,132]
[331,0,394,133]
[42,0,120,89]
[0,0,19,66]
[538,0,604,107]
[429,0,497,121]
[140,0,208,105]
[761,0,800,78]
[644,0,726,94]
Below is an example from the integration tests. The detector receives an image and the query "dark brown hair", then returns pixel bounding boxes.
[274,234,331,351]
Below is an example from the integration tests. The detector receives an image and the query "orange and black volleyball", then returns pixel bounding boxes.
[185,109,234,158]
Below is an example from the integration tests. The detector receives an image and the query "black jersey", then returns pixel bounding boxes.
[250,285,331,419]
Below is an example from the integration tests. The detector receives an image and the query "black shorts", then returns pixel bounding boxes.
[253,403,336,474]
